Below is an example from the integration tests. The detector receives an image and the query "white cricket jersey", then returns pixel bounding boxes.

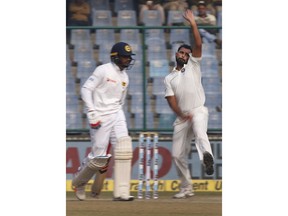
[81,62,129,115]
[164,54,205,112]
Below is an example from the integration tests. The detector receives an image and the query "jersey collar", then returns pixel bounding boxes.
[172,64,187,73]
[111,62,125,73]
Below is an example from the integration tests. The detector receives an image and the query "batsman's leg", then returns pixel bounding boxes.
[91,158,111,198]
[91,171,107,198]
[113,136,134,201]
[91,142,112,198]
[72,154,112,201]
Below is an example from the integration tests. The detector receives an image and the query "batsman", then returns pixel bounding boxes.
[72,42,136,201]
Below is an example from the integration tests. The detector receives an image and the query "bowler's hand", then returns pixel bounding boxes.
[183,9,195,23]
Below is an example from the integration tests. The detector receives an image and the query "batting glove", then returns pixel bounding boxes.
[87,110,101,129]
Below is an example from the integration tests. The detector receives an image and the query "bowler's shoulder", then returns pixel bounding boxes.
[165,71,178,82]
[189,54,202,63]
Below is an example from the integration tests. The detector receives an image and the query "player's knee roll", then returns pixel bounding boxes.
[114,136,133,160]
[87,154,112,170]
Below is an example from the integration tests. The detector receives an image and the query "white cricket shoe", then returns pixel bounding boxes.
[75,186,86,201]
[113,196,134,201]
[173,187,194,199]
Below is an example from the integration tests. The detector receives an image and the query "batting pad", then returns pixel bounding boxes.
[72,155,112,189]
[91,171,107,196]
[113,136,133,199]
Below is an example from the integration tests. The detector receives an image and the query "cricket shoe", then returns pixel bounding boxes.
[113,196,134,201]
[91,192,100,199]
[203,151,214,175]
[173,187,194,199]
[74,186,86,201]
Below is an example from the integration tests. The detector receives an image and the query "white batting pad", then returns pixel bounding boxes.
[72,155,112,189]
[72,165,96,189]
[91,171,107,197]
[113,136,133,199]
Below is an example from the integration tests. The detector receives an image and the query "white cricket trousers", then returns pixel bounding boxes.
[172,106,213,188]
[88,109,128,158]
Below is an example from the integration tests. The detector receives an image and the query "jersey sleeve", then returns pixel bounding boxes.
[82,67,104,90]
[189,53,202,64]
[164,76,174,98]
[81,67,104,111]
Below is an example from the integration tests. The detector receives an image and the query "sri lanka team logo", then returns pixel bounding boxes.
[124,45,131,52]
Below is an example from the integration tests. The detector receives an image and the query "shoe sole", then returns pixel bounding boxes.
[173,193,194,199]
[91,192,100,199]
[203,152,214,175]
[113,196,134,201]
[173,195,186,199]
[173,194,194,199]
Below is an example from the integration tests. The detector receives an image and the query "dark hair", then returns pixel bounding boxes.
[177,44,192,52]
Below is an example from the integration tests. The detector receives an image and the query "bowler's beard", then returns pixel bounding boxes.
[176,57,187,67]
